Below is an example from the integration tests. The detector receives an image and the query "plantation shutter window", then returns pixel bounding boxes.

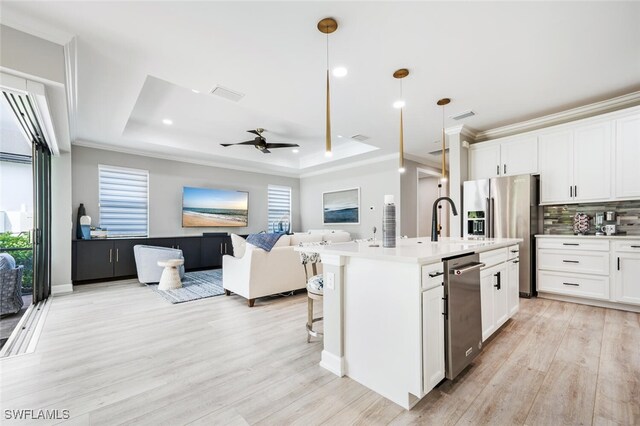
[268,185,292,232]
[98,165,149,237]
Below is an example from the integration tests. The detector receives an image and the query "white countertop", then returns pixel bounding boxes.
[295,237,522,264]
[535,234,640,240]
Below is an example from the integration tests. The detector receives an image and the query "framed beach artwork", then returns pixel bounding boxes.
[322,187,360,225]
[182,186,249,227]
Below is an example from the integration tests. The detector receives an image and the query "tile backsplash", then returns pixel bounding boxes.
[543,200,640,235]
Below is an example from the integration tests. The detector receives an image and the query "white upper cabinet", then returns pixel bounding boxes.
[615,114,640,199]
[573,121,612,202]
[468,106,639,204]
[539,130,574,204]
[500,136,538,177]
[469,143,500,180]
[469,137,538,180]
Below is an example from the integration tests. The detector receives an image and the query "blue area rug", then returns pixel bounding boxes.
[146,269,224,304]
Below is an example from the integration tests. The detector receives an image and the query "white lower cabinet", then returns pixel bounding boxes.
[538,237,640,310]
[480,260,509,342]
[613,249,640,306]
[422,284,445,393]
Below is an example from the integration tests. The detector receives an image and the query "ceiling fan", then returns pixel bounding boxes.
[220,128,299,154]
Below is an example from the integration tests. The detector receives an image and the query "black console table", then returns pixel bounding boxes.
[72,235,233,283]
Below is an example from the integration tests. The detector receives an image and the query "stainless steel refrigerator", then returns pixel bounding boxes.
[463,174,540,297]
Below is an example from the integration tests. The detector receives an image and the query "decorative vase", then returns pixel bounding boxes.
[76,203,86,239]
[383,195,396,248]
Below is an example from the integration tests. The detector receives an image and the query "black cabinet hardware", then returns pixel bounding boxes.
[428,271,444,278]
[563,282,580,286]
[510,249,518,253]
[563,243,579,246]
[442,296,448,319]
[631,245,640,249]
[494,271,501,290]
[574,185,577,197]
[617,257,620,271]
[570,186,573,197]
[513,260,520,264]
[504,164,507,174]
[562,260,580,264]
[497,165,500,175]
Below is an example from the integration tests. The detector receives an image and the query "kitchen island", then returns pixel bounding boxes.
[296,237,521,409]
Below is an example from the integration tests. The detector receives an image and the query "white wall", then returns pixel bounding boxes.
[71,146,301,237]
[51,152,72,293]
[0,25,66,85]
[299,159,401,239]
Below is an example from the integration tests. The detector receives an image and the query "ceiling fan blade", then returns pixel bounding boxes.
[220,140,257,147]
[247,129,261,136]
[265,143,300,149]
[261,149,271,154]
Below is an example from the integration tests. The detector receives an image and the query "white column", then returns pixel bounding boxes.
[445,125,474,238]
[319,254,346,376]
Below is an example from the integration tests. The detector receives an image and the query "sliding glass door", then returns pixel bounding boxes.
[32,141,51,303]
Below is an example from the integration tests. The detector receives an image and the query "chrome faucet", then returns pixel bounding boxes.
[431,197,459,242]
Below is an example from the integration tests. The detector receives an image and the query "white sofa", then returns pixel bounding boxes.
[222,230,351,307]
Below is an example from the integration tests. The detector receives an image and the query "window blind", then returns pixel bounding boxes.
[268,185,292,231]
[98,165,149,237]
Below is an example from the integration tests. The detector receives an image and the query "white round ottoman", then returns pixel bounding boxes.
[157,259,184,290]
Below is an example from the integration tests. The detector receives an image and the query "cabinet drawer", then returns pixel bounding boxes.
[538,249,609,275]
[480,248,507,268]
[507,244,519,259]
[537,238,609,252]
[538,270,609,300]
[612,241,640,253]
[422,262,444,290]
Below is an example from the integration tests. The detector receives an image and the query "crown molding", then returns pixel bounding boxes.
[72,140,302,178]
[444,124,477,140]
[474,91,640,142]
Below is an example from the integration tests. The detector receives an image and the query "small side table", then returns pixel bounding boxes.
[157,259,184,290]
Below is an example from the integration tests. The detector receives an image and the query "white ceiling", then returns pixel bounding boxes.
[2,1,639,175]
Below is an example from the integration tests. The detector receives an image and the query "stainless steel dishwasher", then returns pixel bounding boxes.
[443,253,485,380]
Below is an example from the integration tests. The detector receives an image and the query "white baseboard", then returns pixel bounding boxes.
[320,350,345,377]
[51,283,73,295]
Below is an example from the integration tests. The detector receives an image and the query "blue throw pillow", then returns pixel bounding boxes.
[246,232,285,252]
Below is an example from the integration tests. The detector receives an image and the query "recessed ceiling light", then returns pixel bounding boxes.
[393,100,405,109]
[325,151,333,158]
[337,135,343,138]
[398,167,406,173]
[292,149,299,153]
[332,67,348,78]
[192,89,200,93]
[162,119,173,125]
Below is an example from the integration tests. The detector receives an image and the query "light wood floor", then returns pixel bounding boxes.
[0,279,638,425]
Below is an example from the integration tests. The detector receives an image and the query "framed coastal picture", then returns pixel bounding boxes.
[182,186,249,227]
[322,187,360,225]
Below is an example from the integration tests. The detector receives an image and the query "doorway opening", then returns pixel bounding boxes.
[0,87,52,355]
[417,168,449,238]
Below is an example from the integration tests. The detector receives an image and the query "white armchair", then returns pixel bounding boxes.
[222,245,310,307]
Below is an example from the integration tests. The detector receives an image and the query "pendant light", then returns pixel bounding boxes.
[437,98,451,182]
[393,68,409,173]
[318,18,338,157]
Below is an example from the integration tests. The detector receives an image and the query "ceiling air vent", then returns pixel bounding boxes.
[210,85,245,102]
[449,110,475,121]
[350,134,369,141]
